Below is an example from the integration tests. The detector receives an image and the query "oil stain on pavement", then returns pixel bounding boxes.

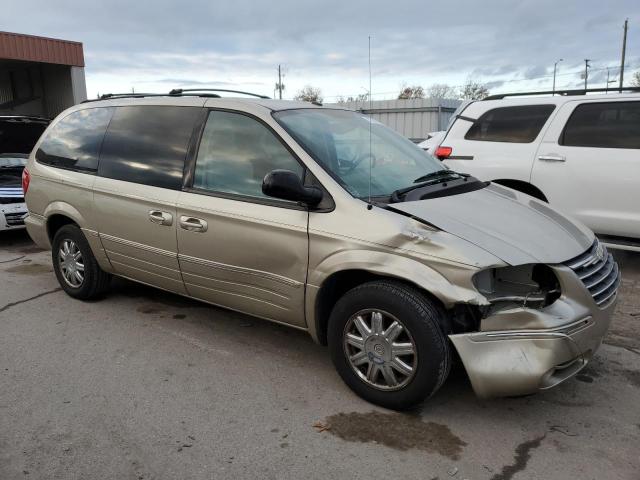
[4,263,53,275]
[323,411,466,460]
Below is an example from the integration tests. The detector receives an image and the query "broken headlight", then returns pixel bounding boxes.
[473,264,561,314]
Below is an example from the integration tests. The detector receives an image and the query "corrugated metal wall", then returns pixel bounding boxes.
[0,31,84,67]
[325,98,462,141]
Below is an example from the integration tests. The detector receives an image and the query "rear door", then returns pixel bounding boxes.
[176,109,309,327]
[93,104,201,294]
[532,99,640,238]
[443,103,556,183]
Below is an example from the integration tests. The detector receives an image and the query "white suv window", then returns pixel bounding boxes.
[561,101,640,149]
[193,111,303,199]
[464,105,555,143]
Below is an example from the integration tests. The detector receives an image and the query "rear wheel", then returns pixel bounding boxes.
[52,224,111,299]
[328,280,451,410]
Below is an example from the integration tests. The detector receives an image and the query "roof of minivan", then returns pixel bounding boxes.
[79,96,326,112]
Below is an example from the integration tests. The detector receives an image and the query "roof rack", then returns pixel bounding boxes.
[81,88,271,104]
[484,86,640,100]
[169,88,270,99]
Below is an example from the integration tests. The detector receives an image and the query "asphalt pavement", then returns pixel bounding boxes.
[1,229,638,480]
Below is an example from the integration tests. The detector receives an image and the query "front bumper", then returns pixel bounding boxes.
[449,262,618,398]
[1,202,28,231]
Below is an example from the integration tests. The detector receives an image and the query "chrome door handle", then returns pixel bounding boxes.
[538,154,566,162]
[179,216,208,232]
[148,210,173,226]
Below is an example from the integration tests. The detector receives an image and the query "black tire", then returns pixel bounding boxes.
[328,280,451,410]
[52,224,111,300]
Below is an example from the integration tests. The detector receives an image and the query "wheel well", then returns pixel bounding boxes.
[46,214,78,242]
[314,270,445,345]
[492,179,548,202]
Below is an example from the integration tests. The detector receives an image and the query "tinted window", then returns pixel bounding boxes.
[36,108,113,172]
[98,106,199,189]
[193,111,303,199]
[561,101,640,149]
[465,105,555,143]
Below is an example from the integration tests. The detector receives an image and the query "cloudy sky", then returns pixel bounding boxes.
[3,0,639,101]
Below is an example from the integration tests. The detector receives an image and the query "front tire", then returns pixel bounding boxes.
[328,281,451,410]
[52,224,111,299]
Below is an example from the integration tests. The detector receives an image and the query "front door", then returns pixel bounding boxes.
[176,109,309,326]
[94,104,202,294]
[532,99,640,238]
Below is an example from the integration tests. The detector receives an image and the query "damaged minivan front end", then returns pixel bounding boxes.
[391,186,620,398]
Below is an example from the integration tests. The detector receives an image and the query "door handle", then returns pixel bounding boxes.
[148,210,173,226]
[179,216,208,233]
[538,154,566,162]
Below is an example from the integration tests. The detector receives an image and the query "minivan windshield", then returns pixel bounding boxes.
[273,109,445,199]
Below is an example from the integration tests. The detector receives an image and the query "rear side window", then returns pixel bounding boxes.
[98,106,200,189]
[464,105,555,143]
[561,101,640,149]
[192,110,303,200]
[36,108,113,172]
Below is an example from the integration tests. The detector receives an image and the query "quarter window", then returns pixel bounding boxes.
[561,101,640,149]
[98,106,200,189]
[36,107,113,172]
[193,111,303,199]
[465,105,555,143]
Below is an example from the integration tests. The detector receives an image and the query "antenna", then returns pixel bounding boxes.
[367,35,373,209]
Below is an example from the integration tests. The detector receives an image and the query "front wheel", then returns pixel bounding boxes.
[328,281,451,410]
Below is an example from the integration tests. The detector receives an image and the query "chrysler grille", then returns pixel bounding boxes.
[564,240,620,307]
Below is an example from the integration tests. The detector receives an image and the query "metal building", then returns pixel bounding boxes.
[326,98,462,142]
[0,31,87,118]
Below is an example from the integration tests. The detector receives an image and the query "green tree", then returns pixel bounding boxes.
[459,78,490,100]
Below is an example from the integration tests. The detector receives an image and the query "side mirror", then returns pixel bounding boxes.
[262,169,323,206]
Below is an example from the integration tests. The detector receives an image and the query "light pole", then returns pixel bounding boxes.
[552,58,563,95]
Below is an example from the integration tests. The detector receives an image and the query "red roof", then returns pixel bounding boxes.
[0,31,84,67]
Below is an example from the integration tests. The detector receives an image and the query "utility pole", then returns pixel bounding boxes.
[619,18,628,91]
[552,58,563,95]
[275,64,285,100]
[583,59,591,90]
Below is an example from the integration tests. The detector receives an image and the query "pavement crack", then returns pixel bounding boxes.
[0,287,62,314]
[490,434,546,480]
[0,255,25,264]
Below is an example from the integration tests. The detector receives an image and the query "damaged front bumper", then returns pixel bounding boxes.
[449,262,619,398]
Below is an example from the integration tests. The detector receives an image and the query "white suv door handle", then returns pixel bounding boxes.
[179,216,208,233]
[538,154,566,162]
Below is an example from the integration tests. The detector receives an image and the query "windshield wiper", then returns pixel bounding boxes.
[413,169,458,184]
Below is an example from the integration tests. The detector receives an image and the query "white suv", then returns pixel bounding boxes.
[436,89,640,251]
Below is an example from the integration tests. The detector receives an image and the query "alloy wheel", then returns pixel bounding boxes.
[58,239,85,288]
[343,309,418,391]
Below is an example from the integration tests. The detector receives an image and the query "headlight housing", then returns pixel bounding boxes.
[473,264,561,314]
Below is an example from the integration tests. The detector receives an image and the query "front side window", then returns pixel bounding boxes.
[193,111,303,199]
[98,106,200,189]
[561,101,640,149]
[36,108,113,172]
[464,105,555,143]
[273,109,444,198]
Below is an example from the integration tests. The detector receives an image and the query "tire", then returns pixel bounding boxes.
[328,280,451,410]
[52,224,111,300]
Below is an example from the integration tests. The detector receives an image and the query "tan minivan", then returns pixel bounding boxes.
[24,91,620,409]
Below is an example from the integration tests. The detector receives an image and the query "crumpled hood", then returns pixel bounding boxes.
[391,183,594,265]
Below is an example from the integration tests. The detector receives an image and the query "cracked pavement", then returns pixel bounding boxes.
[1,230,639,480]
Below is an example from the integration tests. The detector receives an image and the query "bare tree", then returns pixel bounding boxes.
[336,93,369,104]
[459,78,490,100]
[631,70,640,87]
[427,83,457,99]
[294,85,323,103]
[397,85,425,99]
